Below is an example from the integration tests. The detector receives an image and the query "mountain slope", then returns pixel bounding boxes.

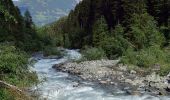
[13,0,81,26]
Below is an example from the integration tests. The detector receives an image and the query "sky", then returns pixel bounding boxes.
[12,0,82,3]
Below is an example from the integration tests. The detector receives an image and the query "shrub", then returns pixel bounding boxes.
[100,36,130,59]
[0,43,38,99]
[81,47,107,61]
[160,64,170,76]
[160,49,170,76]
[0,89,12,100]
[121,45,170,76]
[122,45,166,67]
[121,47,137,66]
[0,44,28,74]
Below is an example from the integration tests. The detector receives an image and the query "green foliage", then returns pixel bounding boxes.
[24,10,33,28]
[130,13,165,49]
[81,47,107,61]
[0,4,16,22]
[36,27,54,46]
[0,89,12,100]
[58,0,169,49]
[0,43,38,99]
[100,25,130,59]
[40,0,169,51]
[0,1,40,99]
[0,44,28,74]
[92,16,109,47]
[122,46,165,67]
[47,17,67,46]
[160,25,170,45]
[121,47,136,65]
[0,0,42,52]
[119,12,170,75]
[0,43,37,84]
[146,0,170,26]
[160,48,170,76]
[64,34,71,48]
[43,46,62,57]
[160,64,170,76]
[121,45,170,76]
[36,17,68,48]
[92,18,129,59]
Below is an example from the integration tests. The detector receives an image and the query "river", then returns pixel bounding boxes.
[31,50,170,100]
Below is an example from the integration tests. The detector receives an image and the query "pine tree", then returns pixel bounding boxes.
[24,10,33,28]
[130,13,165,49]
[159,0,170,26]
[92,16,109,47]
[146,0,170,26]
[0,0,23,42]
[121,0,147,27]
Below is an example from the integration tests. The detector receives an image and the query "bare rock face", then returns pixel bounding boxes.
[53,60,170,95]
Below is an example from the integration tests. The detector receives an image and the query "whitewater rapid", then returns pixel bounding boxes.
[32,50,170,100]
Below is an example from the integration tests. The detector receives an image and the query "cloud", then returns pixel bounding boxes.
[75,0,82,3]
[12,0,19,1]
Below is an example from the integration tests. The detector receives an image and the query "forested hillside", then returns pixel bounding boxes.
[0,0,43,52]
[43,0,170,75]
[0,0,40,99]
[51,0,170,48]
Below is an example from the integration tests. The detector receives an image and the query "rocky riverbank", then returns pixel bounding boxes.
[52,59,170,96]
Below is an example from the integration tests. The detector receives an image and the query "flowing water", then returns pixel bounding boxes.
[32,50,170,100]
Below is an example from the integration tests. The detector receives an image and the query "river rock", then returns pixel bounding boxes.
[52,59,170,96]
[99,81,108,84]
[130,70,136,74]
[52,63,65,68]
[118,64,127,71]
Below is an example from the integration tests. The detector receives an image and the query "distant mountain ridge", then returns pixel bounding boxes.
[13,0,81,26]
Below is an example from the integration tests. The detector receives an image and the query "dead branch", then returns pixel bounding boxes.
[0,80,23,93]
[0,80,33,100]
